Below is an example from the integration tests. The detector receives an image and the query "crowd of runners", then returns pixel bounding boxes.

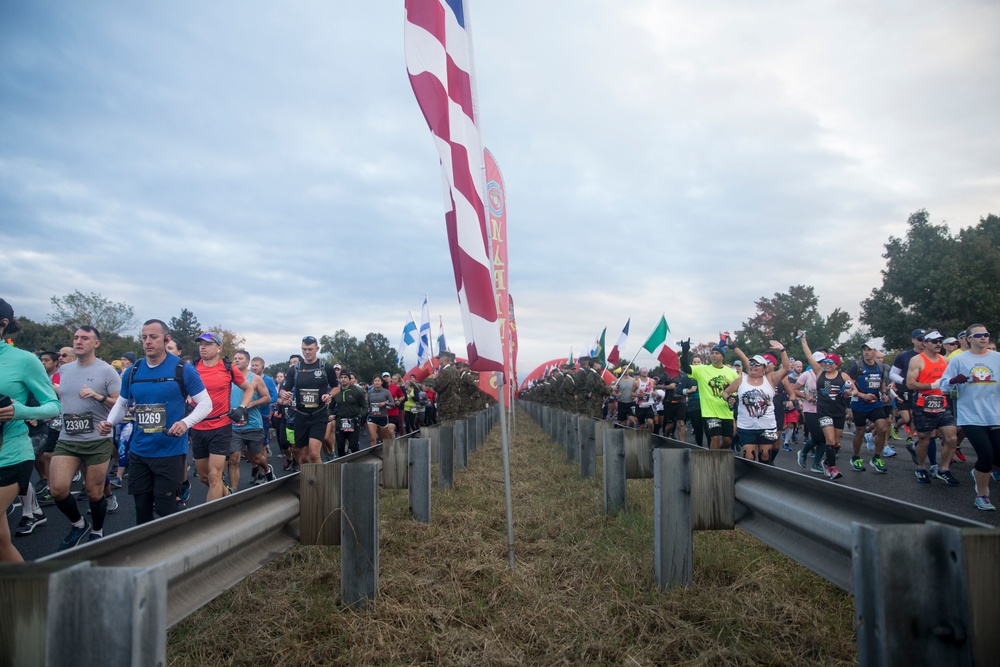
[0,299,489,561]
[525,324,1000,512]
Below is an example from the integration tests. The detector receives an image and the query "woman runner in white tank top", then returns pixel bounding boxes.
[721,341,790,463]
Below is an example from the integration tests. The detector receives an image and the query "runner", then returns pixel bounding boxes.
[230,350,274,487]
[47,326,122,548]
[793,352,829,474]
[681,345,739,450]
[906,330,960,486]
[846,341,891,473]
[936,324,999,509]
[889,328,925,452]
[332,369,367,457]
[722,341,790,463]
[799,332,853,481]
[633,368,657,431]
[100,320,212,525]
[278,337,338,465]
[0,299,61,561]
[190,333,254,499]
[366,375,394,445]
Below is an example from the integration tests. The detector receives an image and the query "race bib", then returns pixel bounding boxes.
[300,388,320,409]
[922,394,946,414]
[370,404,381,415]
[706,418,721,429]
[339,418,354,432]
[410,407,418,413]
[62,413,94,435]
[764,429,778,441]
[135,404,167,433]
[50,416,63,431]
[819,416,834,428]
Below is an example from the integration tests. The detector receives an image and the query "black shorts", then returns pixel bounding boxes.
[635,406,655,422]
[737,428,779,446]
[817,413,846,431]
[617,402,634,422]
[367,415,389,427]
[662,401,687,422]
[913,404,956,434]
[127,453,186,499]
[703,417,734,439]
[852,406,888,429]
[0,459,34,495]
[293,411,329,448]
[191,424,234,459]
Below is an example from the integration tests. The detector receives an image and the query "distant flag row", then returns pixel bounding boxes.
[570,315,680,376]
[397,296,449,370]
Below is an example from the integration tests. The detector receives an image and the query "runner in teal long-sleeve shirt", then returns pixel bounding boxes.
[1,300,61,561]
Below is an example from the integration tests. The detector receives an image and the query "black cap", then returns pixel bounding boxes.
[0,298,22,334]
[911,328,926,340]
[122,352,138,363]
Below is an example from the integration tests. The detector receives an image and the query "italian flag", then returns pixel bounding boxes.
[642,315,680,376]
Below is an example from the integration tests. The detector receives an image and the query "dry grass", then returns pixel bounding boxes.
[168,411,855,666]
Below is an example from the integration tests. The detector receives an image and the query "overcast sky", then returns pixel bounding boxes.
[2,0,997,378]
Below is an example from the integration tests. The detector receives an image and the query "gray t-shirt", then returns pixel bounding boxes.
[366,387,394,417]
[58,358,121,442]
[617,376,636,404]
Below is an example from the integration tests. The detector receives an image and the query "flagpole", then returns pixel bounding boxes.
[495,371,515,571]
[613,347,644,389]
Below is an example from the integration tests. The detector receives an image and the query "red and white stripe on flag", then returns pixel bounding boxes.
[405,0,503,372]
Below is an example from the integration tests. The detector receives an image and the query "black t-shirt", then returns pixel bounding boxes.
[282,361,337,416]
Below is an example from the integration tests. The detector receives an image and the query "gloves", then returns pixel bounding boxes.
[948,374,969,385]
[228,406,249,426]
[681,339,691,354]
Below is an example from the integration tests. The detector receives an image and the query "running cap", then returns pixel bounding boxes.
[711,344,724,353]
[957,330,968,339]
[823,353,842,366]
[333,363,342,369]
[911,328,926,340]
[763,354,777,366]
[122,352,138,363]
[197,332,223,346]
[639,367,649,373]
[942,337,958,345]
[811,351,826,362]
[862,340,880,350]
[750,355,768,366]
[382,372,391,377]
[922,330,944,342]
[0,298,22,334]
[733,360,743,366]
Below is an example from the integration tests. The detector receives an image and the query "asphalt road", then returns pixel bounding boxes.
[7,426,997,561]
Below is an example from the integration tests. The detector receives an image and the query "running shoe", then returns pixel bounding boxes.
[914,468,931,484]
[782,443,792,452]
[890,427,899,440]
[58,522,92,551]
[883,444,897,458]
[810,463,825,475]
[88,533,103,541]
[824,464,843,480]
[934,469,960,487]
[250,468,261,485]
[72,470,82,483]
[906,442,918,465]
[865,433,875,452]
[178,479,191,502]
[37,489,55,506]
[993,471,1000,483]
[14,513,47,536]
[850,456,865,472]
[930,464,940,478]
[109,476,123,489]
[283,459,294,471]
[869,457,887,473]
[954,449,967,463]
[33,479,49,494]
[265,466,276,482]
[796,450,807,468]
[106,494,119,513]
[975,495,996,511]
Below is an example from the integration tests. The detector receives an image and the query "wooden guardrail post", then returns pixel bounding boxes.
[341,462,379,608]
[603,428,626,515]
[408,438,431,522]
[300,462,341,545]
[383,436,408,490]
[653,449,734,590]
[420,425,440,464]
[624,429,653,478]
[566,414,579,464]
[438,424,455,489]
[962,528,1000,666]
[853,521,980,666]
[454,418,468,469]
[579,417,596,479]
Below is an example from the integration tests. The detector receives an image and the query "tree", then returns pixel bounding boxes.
[206,326,246,361]
[318,329,403,381]
[320,330,358,367]
[8,317,72,354]
[168,308,201,357]
[735,285,855,357]
[48,291,136,337]
[861,210,1000,349]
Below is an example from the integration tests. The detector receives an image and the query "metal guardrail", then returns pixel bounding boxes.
[39,443,384,627]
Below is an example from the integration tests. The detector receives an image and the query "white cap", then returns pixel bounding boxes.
[811,351,826,362]
[862,340,880,351]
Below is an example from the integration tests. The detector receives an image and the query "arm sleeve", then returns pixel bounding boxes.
[182,389,213,428]
[105,395,130,425]
[888,367,905,385]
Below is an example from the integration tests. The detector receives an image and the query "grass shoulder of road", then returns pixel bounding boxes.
[168,412,855,666]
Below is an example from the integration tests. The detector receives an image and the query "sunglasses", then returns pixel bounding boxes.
[748,361,764,368]
[58,353,72,358]
[970,332,990,339]
[302,336,318,345]
[820,359,835,365]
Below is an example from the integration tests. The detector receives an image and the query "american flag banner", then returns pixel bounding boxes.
[405,0,503,372]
